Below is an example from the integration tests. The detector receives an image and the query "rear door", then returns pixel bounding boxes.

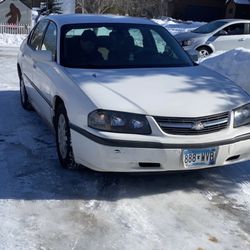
[24,20,49,109]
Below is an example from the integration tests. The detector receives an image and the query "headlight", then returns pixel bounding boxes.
[181,40,192,46]
[88,110,151,134]
[234,103,250,128]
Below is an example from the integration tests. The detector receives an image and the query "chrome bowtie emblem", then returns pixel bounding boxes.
[192,121,205,131]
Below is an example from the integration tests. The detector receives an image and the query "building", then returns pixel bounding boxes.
[168,0,226,21]
[226,0,250,19]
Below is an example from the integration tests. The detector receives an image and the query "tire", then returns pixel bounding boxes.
[55,103,78,169]
[197,46,212,58]
[19,76,33,111]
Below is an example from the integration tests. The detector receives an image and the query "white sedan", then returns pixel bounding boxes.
[175,19,250,58]
[18,14,250,172]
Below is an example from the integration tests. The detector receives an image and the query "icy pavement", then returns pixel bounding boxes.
[0,49,250,250]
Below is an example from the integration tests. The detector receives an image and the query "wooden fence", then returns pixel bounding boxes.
[0,23,31,35]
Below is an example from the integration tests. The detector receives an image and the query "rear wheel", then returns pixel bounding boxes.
[197,46,212,58]
[55,103,78,169]
[20,76,33,111]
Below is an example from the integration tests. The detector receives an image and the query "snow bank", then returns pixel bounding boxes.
[61,2,75,14]
[153,18,205,35]
[202,48,250,94]
[0,33,26,47]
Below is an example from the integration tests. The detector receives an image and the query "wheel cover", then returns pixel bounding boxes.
[20,79,26,103]
[199,49,210,58]
[58,114,68,159]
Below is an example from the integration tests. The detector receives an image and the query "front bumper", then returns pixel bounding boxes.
[70,125,250,172]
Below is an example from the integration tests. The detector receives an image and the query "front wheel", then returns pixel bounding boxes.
[55,103,78,169]
[197,46,212,58]
[20,77,33,111]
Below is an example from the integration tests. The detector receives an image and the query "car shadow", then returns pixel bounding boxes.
[0,90,250,202]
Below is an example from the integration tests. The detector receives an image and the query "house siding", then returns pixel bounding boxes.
[169,0,226,21]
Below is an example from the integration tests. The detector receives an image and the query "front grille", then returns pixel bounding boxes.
[154,112,230,135]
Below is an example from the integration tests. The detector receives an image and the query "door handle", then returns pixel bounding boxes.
[239,38,246,41]
[33,63,37,69]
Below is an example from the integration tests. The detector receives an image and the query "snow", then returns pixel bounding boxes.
[61,1,76,14]
[0,33,26,47]
[0,18,250,249]
[153,17,205,35]
[202,48,250,94]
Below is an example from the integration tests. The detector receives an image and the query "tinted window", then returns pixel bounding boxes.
[61,23,193,69]
[192,20,227,34]
[129,28,143,47]
[151,29,167,53]
[223,23,245,35]
[41,22,57,60]
[29,20,49,50]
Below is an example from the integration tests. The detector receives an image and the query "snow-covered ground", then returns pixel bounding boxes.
[0,33,26,47]
[0,19,250,250]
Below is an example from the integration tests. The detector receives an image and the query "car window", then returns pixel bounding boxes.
[61,23,193,69]
[66,28,91,37]
[96,27,112,36]
[150,30,167,53]
[41,22,57,60]
[223,23,245,35]
[245,23,250,34]
[129,29,143,47]
[192,20,228,34]
[29,20,49,50]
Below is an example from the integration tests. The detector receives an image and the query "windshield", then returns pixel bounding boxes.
[192,20,228,34]
[60,23,193,69]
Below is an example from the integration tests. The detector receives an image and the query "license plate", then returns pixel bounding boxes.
[183,147,217,168]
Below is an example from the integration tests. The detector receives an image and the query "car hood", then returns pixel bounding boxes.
[65,66,250,117]
[174,31,208,41]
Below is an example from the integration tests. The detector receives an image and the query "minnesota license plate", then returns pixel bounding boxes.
[183,147,217,168]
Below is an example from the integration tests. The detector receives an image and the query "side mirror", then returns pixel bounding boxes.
[33,50,53,62]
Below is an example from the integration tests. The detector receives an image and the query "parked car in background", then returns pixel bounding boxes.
[17,14,250,172]
[175,19,250,58]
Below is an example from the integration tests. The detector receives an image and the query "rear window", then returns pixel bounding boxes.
[60,23,193,69]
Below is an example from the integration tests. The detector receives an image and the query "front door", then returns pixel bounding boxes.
[209,23,250,51]
[31,21,57,125]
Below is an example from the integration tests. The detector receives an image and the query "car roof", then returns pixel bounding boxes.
[45,14,156,27]
[214,18,250,23]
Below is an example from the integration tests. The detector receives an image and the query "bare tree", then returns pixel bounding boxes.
[75,0,170,17]
[75,0,84,13]
[76,0,115,14]
[115,0,169,18]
